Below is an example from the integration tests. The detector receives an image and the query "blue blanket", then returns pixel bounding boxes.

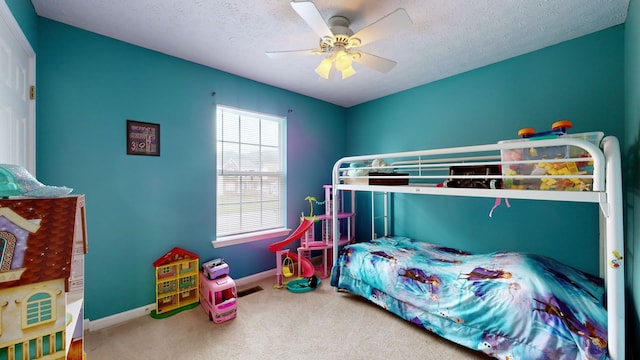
[330,236,608,359]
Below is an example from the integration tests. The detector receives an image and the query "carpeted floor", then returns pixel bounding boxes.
[84,276,489,359]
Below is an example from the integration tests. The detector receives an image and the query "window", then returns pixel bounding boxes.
[216,106,285,240]
[0,231,17,270]
[161,281,171,293]
[180,276,193,289]
[159,266,175,278]
[24,292,54,327]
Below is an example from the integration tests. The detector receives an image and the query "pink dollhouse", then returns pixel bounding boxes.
[297,185,355,277]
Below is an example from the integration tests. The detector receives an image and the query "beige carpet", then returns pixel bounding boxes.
[85,276,489,359]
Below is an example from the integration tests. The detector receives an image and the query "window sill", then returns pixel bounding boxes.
[212,228,290,248]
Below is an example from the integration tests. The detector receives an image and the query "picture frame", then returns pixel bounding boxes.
[126,120,160,156]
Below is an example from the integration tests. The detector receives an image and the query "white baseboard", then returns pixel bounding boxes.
[86,255,327,332]
[234,268,274,288]
[87,303,156,332]
[86,269,275,332]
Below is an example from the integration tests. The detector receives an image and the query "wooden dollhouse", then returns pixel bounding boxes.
[152,247,199,315]
[0,195,88,360]
[297,185,355,277]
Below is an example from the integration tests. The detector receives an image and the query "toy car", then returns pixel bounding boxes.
[202,258,229,280]
[199,272,237,323]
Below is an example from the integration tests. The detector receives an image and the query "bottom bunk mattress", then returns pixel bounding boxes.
[330,236,608,360]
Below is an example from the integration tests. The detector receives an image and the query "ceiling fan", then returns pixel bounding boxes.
[265,1,412,80]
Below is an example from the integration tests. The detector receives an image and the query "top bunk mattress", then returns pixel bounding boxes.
[330,236,609,359]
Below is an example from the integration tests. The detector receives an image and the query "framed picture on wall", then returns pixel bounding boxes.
[126,120,160,156]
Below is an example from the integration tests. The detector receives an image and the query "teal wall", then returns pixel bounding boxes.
[346,26,625,277]
[3,3,636,353]
[624,0,640,357]
[34,18,346,320]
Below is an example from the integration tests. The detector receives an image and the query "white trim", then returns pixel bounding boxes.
[234,269,274,288]
[86,303,156,332]
[0,0,36,175]
[212,228,290,248]
[85,269,275,332]
[0,1,33,56]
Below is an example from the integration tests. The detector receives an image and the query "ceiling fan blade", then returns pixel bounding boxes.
[352,51,397,74]
[350,8,412,47]
[290,1,333,39]
[265,49,320,59]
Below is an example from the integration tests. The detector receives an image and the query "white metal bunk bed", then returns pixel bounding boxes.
[331,135,625,359]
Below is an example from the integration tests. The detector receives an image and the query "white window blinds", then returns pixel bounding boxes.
[216,106,285,237]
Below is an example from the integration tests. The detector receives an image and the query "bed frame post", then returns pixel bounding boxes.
[371,192,375,239]
[601,136,625,360]
[332,168,340,278]
[370,191,390,239]
[383,191,389,236]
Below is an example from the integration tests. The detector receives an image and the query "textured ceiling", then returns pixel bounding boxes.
[31,0,629,108]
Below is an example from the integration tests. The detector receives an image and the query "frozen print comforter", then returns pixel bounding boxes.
[330,236,608,359]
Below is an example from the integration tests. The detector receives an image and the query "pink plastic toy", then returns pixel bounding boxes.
[267,217,316,288]
[199,272,237,323]
[202,258,229,280]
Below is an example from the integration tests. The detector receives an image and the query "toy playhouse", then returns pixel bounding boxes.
[0,195,88,360]
[152,247,200,316]
[297,185,355,277]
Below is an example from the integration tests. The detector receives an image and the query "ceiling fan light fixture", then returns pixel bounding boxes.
[341,65,356,79]
[334,49,352,71]
[269,3,412,81]
[315,57,333,79]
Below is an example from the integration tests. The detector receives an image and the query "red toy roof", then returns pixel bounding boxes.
[153,247,199,267]
[0,196,84,290]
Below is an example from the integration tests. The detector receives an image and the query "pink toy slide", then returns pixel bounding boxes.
[267,217,316,278]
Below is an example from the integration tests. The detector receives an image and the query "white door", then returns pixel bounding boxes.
[0,1,35,174]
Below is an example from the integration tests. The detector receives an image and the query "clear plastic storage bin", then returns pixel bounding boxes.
[499,132,603,191]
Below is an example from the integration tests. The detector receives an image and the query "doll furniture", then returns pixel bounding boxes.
[297,185,354,278]
[268,217,316,289]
